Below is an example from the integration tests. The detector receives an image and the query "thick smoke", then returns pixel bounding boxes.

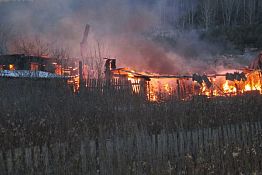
[0,0,240,74]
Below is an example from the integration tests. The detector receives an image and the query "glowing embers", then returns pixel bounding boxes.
[242,71,261,93]
[111,67,262,102]
[9,64,15,71]
[67,75,80,92]
[200,82,212,96]
[127,77,141,94]
[200,70,262,96]
[148,70,260,101]
[222,80,237,94]
[147,78,177,102]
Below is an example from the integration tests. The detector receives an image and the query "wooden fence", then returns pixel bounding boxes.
[82,78,190,101]
[0,121,261,175]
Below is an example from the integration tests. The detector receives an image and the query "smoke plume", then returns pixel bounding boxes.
[0,0,240,74]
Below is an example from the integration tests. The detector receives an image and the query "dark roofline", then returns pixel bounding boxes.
[0,54,58,62]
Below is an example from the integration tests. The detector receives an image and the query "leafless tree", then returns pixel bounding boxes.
[85,40,110,80]
[232,0,242,25]
[200,0,215,30]
[95,41,104,80]
[50,44,70,63]
[186,0,196,27]
[13,36,50,56]
[13,35,70,59]
[220,0,236,26]
[246,0,258,24]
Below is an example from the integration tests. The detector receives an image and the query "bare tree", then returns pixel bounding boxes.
[200,0,215,30]
[85,39,111,80]
[187,0,196,27]
[50,45,71,75]
[233,0,242,25]
[13,36,50,56]
[177,0,187,28]
[50,45,70,61]
[94,41,102,80]
[220,0,236,26]
[12,35,71,75]
[246,0,257,24]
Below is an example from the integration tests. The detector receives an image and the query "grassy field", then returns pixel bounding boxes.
[0,78,261,174]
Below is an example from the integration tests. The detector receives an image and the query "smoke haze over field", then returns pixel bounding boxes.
[0,0,240,74]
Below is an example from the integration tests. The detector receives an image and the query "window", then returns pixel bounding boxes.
[55,64,62,75]
[9,64,15,71]
[30,63,39,71]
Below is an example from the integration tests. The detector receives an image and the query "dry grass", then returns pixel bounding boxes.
[0,78,261,149]
[0,78,262,174]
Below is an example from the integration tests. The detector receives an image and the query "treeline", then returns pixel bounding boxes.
[156,0,262,50]
[158,0,262,28]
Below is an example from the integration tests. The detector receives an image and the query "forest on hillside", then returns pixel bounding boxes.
[154,0,262,50]
[158,0,262,28]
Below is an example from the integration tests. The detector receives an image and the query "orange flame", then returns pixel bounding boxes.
[112,69,262,102]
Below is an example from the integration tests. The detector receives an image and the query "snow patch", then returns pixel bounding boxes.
[0,70,65,79]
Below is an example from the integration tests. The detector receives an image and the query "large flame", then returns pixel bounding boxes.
[147,78,176,101]
[68,66,261,102]
[222,80,237,94]
[118,69,262,101]
[200,70,262,97]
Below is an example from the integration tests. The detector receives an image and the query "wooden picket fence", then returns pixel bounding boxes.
[0,121,261,175]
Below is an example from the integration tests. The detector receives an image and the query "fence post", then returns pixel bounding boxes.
[6,149,13,175]
[177,80,181,100]
[80,141,87,175]
[0,151,5,174]
[13,147,23,174]
[95,134,100,175]
[79,61,84,92]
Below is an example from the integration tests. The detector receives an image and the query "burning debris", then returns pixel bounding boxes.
[0,49,261,102]
[106,54,262,102]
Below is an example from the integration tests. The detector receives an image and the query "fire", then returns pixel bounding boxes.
[85,61,262,102]
[218,70,261,96]
[201,82,212,96]
[163,83,172,95]
[110,67,262,101]
[243,71,262,92]
[222,80,237,94]
[128,77,140,94]
[245,84,252,91]
[126,73,176,101]
[67,75,80,92]
[147,78,176,101]
[196,70,262,97]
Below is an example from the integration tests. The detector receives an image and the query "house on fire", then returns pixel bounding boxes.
[0,54,62,73]
[0,54,76,78]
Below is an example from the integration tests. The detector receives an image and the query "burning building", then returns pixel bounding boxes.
[105,54,262,102]
[0,54,80,78]
[0,54,62,74]
[1,51,261,102]
[0,53,82,92]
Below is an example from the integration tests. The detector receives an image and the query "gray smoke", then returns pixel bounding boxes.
[0,0,239,74]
